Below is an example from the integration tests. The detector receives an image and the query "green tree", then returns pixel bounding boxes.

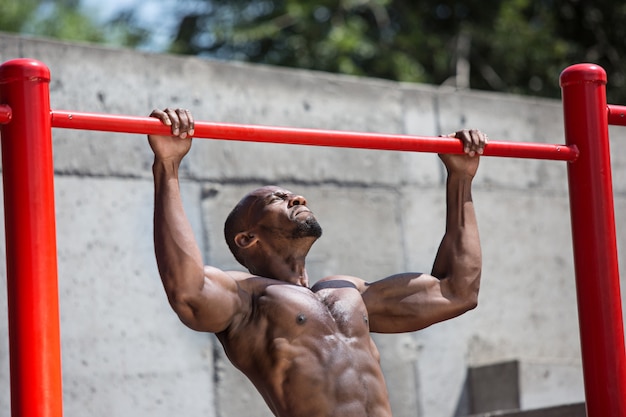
[1,0,147,48]
[168,0,436,83]
[167,0,626,103]
[4,0,626,102]
[1,0,43,33]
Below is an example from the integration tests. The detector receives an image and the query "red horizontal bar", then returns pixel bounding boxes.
[0,104,12,124]
[50,110,579,161]
[608,105,626,126]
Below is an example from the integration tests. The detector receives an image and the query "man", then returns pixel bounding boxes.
[148,107,487,417]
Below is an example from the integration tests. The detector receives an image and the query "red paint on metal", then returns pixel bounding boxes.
[51,110,579,161]
[0,59,63,417]
[561,63,626,417]
[608,104,626,126]
[0,104,11,124]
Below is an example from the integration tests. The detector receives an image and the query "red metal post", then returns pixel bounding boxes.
[560,64,626,416]
[0,103,11,124]
[0,59,63,417]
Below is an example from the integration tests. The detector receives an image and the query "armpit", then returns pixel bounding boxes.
[311,275,363,292]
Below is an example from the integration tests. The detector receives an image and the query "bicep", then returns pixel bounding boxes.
[171,266,246,333]
[363,273,470,333]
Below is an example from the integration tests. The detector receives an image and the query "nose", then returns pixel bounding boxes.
[288,194,307,207]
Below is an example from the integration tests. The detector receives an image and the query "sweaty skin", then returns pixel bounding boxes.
[148,108,486,417]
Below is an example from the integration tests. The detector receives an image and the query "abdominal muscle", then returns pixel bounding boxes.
[218,282,393,417]
[262,333,391,417]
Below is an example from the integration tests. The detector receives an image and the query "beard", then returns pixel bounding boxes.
[291,215,323,239]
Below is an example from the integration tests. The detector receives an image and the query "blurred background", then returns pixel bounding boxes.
[3,0,626,103]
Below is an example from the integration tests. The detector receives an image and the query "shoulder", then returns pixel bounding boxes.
[221,268,257,282]
[218,268,285,294]
[311,275,369,293]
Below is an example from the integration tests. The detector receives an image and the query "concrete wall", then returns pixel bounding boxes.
[1,33,626,417]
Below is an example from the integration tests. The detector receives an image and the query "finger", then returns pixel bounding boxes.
[185,109,195,137]
[175,108,190,138]
[178,109,195,138]
[164,108,180,136]
[469,129,482,155]
[149,108,171,126]
[473,130,488,155]
[479,132,488,154]
[455,129,472,155]
[463,130,478,157]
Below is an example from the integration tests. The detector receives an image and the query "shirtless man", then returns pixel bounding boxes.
[148,108,486,417]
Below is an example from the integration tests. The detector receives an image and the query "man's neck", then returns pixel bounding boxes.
[250,254,310,287]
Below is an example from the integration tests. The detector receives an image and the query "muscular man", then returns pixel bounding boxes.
[148,108,486,417]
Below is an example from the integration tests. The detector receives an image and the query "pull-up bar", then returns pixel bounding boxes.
[608,104,626,126]
[50,109,579,161]
[1,58,625,417]
[0,104,11,124]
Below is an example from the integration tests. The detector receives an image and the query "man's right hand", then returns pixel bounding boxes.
[438,129,488,178]
[148,108,195,163]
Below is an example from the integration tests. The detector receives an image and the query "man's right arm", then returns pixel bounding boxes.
[150,108,244,333]
[361,130,486,333]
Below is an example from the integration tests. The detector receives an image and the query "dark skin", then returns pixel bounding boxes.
[148,108,486,417]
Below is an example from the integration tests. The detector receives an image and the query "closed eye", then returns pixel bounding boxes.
[267,192,288,204]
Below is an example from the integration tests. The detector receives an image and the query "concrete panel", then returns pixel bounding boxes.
[437,89,569,193]
[3,33,626,417]
[214,350,274,417]
[55,176,215,417]
[0,35,160,178]
[0,180,7,413]
[400,84,445,186]
[0,34,416,187]
[0,32,21,59]
[184,65,413,186]
[471,403,586,417]
[373,332,422,417]
[466,189,579,362]
[466,360,584,414]
[468,361,520,414]
[408,188,581,417]
[609,125,626,195]
[616,195,626,302]
[519,361,584,410]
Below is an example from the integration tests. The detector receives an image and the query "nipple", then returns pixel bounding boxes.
[296,313,307,325]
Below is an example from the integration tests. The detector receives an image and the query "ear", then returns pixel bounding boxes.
[234,231,258,249]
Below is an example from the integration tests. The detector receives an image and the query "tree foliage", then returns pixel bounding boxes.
[0,0,148,48]
[3,0,626,102]
[168,0,626,103]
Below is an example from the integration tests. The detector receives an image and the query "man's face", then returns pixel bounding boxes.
[247,186,322,240]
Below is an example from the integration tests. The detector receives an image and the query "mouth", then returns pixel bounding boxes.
[292,207,312,219]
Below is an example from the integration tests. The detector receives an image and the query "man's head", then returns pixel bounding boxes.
[224,186,322,271]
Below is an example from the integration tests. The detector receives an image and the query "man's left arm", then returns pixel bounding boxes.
[362,130,486,333]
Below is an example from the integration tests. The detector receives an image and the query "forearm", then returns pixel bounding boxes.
[431,172,482,299]
[152,158,204,303]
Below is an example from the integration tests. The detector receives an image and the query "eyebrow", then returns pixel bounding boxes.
[264,191,288,202]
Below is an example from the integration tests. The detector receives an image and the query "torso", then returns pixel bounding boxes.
[216,276,392,417]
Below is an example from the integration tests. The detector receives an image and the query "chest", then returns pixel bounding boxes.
[255,284,370,337]
[218,281,376,376]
